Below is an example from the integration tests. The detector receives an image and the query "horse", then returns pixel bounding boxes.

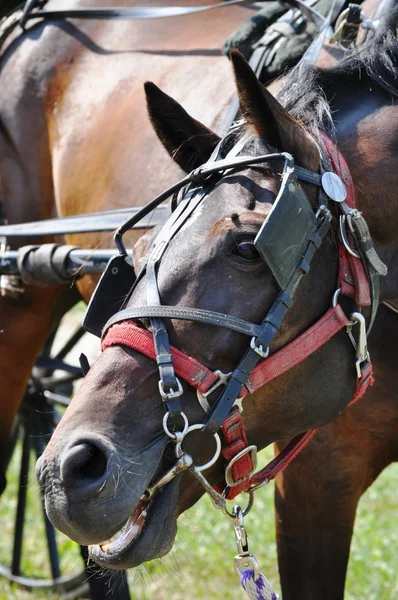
[37,6,398,598]
[0,0,256,489]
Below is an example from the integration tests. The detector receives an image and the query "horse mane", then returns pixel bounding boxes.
[276,5,398,136]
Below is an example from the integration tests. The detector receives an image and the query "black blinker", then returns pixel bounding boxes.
[254,172,317,290]
[83,255,136,337]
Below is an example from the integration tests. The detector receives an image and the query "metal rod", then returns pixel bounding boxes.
[41,373,83,391]
[35,356,82,376]
[54,327,85,361]
[43,391,72,408]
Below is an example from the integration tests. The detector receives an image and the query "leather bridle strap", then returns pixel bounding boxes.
[219,360,373,498]
[240,304,350,396]
[105,305,273,339]
[19,0,326,29]
[321,133,387,332]
[102,305,374,496]
[246,359,374,491]
[102,304,351,399]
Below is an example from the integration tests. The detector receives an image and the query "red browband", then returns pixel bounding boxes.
[101,136,374,500]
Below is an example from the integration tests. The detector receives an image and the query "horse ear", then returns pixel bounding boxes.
[144,82,220,173]
[230,50,320,172]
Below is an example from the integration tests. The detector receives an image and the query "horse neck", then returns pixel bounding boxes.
[333,87,398,299]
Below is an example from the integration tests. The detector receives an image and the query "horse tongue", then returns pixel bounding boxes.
[99,495,150,555]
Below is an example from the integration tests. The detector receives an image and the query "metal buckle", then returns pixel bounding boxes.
[158,376,183,400]
[250,337,269,359]
[196,370,231,414]
[225,445,258,487]
[347,312,370,378]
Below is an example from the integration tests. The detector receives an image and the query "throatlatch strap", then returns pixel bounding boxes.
[223,359,374,498]
[240,305,350,397]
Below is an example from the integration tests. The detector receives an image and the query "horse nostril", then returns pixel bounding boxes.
[60,442,109,489]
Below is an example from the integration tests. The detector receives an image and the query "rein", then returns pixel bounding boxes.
[97,131,383,507]
[17,0,325,29]
[0,0,327,52]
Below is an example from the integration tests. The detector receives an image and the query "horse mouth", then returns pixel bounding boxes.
[95,493,151,556]
[89,475,179,568]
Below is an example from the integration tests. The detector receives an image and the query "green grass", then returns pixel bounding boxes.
[0,443,397,599]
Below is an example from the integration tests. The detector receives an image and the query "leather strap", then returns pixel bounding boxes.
[104,305,267,339]
[102,304,374,497]
[19,0,326,29]
[321,133,386,332]
[245,358,374,492]
[102,305,350,399]
[214,408,255,497]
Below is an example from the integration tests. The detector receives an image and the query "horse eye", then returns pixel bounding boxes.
[233,241,261,261]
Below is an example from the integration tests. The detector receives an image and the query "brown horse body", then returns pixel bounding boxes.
[0,0,254,469]
[36,5,398,598]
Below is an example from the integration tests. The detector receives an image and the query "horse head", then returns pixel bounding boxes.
[37,42,396,569]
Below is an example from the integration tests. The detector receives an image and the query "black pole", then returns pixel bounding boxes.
[34,436,61,580]
[11,425,30,576]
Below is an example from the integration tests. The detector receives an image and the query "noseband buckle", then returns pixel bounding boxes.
[250,337,270,359]
[197,369,232,413]
[225,445,258,487]
[158,377,183,400]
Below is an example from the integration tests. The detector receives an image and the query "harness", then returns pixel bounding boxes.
[88,129,385,506]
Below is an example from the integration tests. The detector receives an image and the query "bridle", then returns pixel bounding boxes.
[87,128,385,509]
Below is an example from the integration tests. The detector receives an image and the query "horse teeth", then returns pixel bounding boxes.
[98,494,151,551]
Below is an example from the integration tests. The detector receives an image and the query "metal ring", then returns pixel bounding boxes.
[181,424,222,472]
[222,490,254,519]
[162,411,189,440]
[339,215,360,258]
[332,288,341,307]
